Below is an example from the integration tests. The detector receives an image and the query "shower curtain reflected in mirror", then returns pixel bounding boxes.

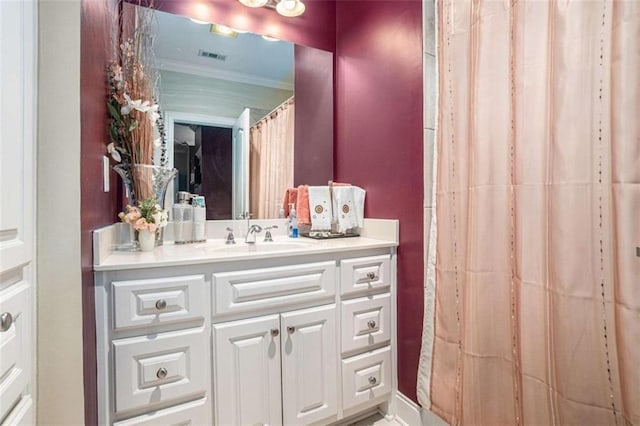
[249,98,295,219]
[418,1,639,425]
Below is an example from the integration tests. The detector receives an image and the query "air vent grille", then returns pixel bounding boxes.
[198,50,227,61]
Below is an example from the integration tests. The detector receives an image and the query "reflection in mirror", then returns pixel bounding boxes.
[151,7,301,219]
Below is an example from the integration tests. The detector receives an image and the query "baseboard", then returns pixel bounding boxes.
[393,392,447,426]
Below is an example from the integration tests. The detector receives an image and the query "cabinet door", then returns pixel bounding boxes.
[281,304,337,425]
[213,315,282,426]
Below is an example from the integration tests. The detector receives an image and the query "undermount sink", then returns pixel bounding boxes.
[207,240,312,254]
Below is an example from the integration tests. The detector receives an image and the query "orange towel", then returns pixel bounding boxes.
[296,185,311,225]
[282,188,298,217]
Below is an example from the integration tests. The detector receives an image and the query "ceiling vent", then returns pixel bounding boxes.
[198,50,227,61]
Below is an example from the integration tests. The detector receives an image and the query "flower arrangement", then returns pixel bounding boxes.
[119,197,168,234]
[106,11,166,168]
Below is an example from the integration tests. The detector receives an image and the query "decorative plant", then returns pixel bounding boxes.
[119,197,168,233]
[106,2,167,167]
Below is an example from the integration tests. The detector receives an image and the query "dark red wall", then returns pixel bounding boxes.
[335,0,424,403]
[294,44,334,186]
[80,0,119,424]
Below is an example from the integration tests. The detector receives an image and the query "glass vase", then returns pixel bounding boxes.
[114,164,177,249]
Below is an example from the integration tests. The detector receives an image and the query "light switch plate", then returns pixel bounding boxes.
[103,156,110,192]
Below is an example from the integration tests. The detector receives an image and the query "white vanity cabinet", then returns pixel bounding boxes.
[94,222,398,425]
[213,304,337,426]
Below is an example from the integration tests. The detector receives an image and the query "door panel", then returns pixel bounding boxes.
[213,314,282,426]
[281,304,337,425]
[0,0,36,423]
[231,108,250,218]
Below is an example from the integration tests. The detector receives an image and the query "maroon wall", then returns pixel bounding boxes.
[294,44,334,186]
[335,0,424,403]
[80,0,119,424]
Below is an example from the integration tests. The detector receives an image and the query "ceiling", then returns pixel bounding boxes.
[153,8,295,90]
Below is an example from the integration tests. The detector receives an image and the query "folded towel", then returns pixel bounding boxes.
[282,188,298,217]
[308,186,332,230]
[332,186,366,233]
[296,185,311,226]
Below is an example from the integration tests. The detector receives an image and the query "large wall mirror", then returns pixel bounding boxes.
[127,4,334,220]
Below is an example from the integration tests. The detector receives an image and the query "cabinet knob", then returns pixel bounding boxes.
[368,376,377,385]
[0,312,13,332]
[366,272,377,280]
[156,367,168,379]
[367,320,377,329]
[155,299,167,310]
[271,328,280,337]
[287,326,296,334]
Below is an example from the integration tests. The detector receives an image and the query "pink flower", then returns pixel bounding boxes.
[148,222,158,233]
[133,218,148,231]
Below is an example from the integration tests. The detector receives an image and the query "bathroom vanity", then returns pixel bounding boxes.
[93,219,399,425]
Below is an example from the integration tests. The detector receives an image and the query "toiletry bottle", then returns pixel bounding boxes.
[192,195,206,243]
[289,204,299,238]
[173,191,193,244]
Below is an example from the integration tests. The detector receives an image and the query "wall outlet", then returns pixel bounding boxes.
[102,156,110,192]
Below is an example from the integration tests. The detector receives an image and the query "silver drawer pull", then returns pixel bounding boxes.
[271,328,280,337]
[155,299,167,310]
[287,326,296,334]
[0,312,13,332]
[366,272,377,280]
[368,376,377,385]
[156,367,168,379]
[367,320,377,329]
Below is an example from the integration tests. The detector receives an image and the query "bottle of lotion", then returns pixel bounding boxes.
[289,204,299,238]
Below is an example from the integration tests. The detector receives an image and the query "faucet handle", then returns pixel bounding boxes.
[225,227,236,245]
[264,225,278,242]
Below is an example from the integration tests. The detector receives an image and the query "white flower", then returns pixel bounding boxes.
[147,104,160,126]
[107,142,121,162]
[121,93,150,115]
[152,209,168,228]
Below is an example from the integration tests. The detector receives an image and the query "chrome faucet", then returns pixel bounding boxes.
[245,224,263,244]
[264,225,278,242]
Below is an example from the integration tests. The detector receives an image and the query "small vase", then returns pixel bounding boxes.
[138,229,156,252]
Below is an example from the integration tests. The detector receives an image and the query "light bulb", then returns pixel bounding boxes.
[276,0,305,17]
[238,0,269,8]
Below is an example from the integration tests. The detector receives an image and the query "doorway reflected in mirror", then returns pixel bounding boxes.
[173,123,233,219]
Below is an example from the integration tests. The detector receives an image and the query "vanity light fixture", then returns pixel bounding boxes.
[237,0,305,17]
[210,23,239,38]
[261,34,280,42]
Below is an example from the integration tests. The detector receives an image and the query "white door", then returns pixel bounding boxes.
[213,315,282,426]
[281,304,338,425]
[0,0,37,424]
[231,108,250,219]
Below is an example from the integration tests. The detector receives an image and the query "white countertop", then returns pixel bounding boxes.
[93,218,399,272]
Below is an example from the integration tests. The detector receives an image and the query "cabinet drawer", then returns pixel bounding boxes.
[113,327,208,415]
[342,346,392,411]
[113,398,209,426]
[112,275,206,332]
[341,293,391,354]
[340,255,390,296]
[0,282,30,422]
[213,262,335,316]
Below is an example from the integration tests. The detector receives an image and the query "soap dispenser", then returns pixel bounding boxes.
[173,191,193,244]
[288,203,299,238]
